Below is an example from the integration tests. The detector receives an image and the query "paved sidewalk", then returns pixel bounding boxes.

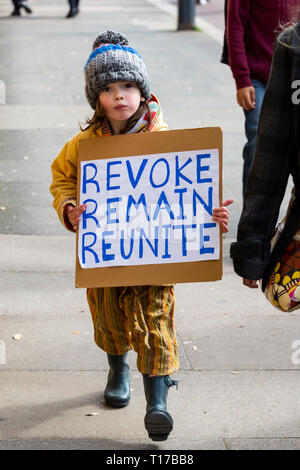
[0,0,300,451]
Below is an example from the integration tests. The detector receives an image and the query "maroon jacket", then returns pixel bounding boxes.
[227,0,295,89]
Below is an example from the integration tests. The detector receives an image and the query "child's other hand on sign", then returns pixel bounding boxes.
[66,204,86,231]
[212,199,233,233]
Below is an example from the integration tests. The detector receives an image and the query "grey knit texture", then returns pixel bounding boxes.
[93,31,129,49]
[84,30,150,110]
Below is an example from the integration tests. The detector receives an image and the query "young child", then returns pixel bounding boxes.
[50,30,231,442]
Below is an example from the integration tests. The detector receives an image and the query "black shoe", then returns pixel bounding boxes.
[19,1,32,14]
[11,9,21,16]
[143,375,178,441]
[104,353,130,408]
[66,0,79,18]
[66,7,79,18]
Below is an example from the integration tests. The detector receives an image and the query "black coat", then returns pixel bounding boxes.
[230,23,300,290]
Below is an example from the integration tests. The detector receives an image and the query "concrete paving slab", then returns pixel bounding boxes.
[0,438,226,451]
[0,234,74,272]
[175,312,300,370]
[0,370,300,444]
[0,271,87,315]
[0,129,74,161]
[226,438,300,450]
[0,106,89,130]
[0,206,67,235]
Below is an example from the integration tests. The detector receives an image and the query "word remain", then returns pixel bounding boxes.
[81,187,213,231]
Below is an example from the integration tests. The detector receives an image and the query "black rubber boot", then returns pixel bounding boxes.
[11,8,21,16]
[143,375,178,441]
[19,1,32,14]
[104,353,130,408]
[11,0,21,15]
[66,0,79,18]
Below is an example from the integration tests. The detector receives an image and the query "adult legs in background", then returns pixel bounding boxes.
[242,79,266,195]
[11,1,32,15]
[66,0,79,18]
[11,0,21,15]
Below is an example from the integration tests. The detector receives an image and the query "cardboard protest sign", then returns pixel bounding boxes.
[76,127,222,287]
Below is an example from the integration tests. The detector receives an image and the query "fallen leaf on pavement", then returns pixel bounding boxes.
[12,334,22,341]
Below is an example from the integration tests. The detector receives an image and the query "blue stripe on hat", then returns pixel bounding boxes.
[84,44,142,70]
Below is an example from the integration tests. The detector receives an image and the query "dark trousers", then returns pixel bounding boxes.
[12,0,20,8]
[242,79,266,195]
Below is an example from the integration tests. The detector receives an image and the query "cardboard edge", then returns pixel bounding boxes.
[75,127,223,287]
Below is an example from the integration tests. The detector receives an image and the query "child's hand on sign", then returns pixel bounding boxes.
[66,204,86,231]
[212,199,233,233]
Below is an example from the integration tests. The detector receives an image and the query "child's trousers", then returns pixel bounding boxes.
[86,285,179,376]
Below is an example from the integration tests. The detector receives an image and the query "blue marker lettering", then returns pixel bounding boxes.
[106,197,122,224]
[82,163,100,194]
[173,224,196,256]
[82,199,100,229]
[193,187,213,216]
[174,187,187,220]
[81,232,99,264]
[149,158,170,188]
[102,230,115,261]
[175,156,193,186]
[196,154,212,183]
[126,159,148,189]
[153,191,175,221]
[199,223,216,254]
[126,194,150,222]
[107,160,122,191]
[162,224,171,259]
[120,229,135,259]
[139,227,159,258]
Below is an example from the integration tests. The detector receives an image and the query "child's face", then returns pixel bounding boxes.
[98,81,145,132]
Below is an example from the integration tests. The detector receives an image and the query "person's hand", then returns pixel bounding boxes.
[236,86,256,111]
[243,278,259,288]
[66,204,86,231]
[212,198,234,233]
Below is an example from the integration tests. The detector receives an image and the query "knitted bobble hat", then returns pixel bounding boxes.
[84,30,151,110]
